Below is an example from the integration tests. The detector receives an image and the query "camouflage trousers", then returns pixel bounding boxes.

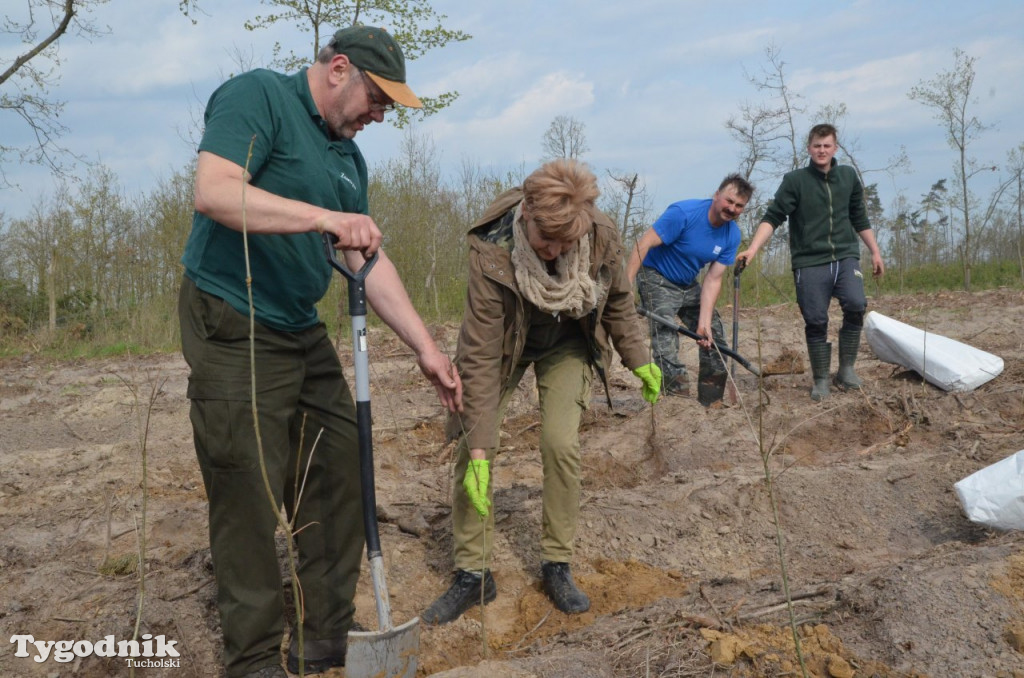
[637,266,727,391]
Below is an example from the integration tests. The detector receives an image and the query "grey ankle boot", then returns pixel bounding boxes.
[834,328,863,390]
[807,341,831,402]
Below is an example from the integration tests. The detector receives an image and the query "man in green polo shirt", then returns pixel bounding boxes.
[179,26,463,678]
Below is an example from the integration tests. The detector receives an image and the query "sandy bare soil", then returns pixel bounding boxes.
[1,287,1023,678]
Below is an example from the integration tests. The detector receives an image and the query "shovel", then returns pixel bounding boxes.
[636,305,760,376]
[727,260,745,404]
[323,234,419,678]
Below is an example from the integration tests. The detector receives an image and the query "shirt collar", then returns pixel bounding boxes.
[291,67,357,151]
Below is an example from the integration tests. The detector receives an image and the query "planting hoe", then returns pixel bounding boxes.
[323,234,419,678]
[636,305,760,378]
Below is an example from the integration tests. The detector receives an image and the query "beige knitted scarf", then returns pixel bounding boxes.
[510,202,597,319]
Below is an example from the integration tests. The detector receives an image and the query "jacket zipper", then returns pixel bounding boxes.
[825,169,836,260]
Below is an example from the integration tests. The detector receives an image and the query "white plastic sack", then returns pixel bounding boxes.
[954,450,1024,530]
[863,310,1003,392]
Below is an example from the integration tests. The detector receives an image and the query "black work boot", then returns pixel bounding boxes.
[541,561,590,614]
[697,360,727,407]
[663,373,690,397]
[807,341,832,402]
[286,633,345,674]
[422,569,497,625]
[834,327,863,390]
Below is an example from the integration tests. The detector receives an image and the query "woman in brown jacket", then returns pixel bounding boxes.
[423,159,661,624]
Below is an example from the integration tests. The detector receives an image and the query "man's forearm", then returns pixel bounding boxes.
[626,242,648,284]
[746,221,775,255]
[194,151,330,235]
[194,151,382,254]
[698,276,722,332]
[358,250,439,357]
[858,228,882,257]
[627,227,663,284]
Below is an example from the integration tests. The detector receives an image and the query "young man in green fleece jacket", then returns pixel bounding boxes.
[736,123,884,401]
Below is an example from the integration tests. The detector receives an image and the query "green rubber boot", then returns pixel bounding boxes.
[807,341,831,402]
[834,328,863,390]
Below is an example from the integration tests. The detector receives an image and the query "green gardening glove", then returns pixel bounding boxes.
[632,362,662,404]
[464,459,491,517]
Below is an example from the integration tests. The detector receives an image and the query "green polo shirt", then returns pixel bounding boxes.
[182,68,368,331]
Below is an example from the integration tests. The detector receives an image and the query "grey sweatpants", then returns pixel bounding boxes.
[794,258,867,343]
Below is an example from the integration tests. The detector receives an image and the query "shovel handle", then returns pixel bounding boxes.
[321,233,378,317]
[734,255,748,275]
[637,306,760,376]
[732,262,741,379]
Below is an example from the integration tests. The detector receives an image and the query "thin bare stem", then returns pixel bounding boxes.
[240,135,306,675]
[116,366,165,678]
[751,281,809,677]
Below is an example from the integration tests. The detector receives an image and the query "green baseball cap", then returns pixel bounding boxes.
[329,25,422,108]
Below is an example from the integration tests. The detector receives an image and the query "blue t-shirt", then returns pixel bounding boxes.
[643,199,740,286]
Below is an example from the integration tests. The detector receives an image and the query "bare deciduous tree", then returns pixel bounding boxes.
[1006,143,1024,281]
[745,44,804,171]
[1,0,109,187]
[909,48,989,291]
[541,115,589,161]
[725,101,790,182]
[602,171,650,247]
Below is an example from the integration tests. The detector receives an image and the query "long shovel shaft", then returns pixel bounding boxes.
[323,237,393,625]
[323,235,418,678]
[732,264,742,377]
[350,311,393,630]
[637,306,760,376]
[732,272,740,359]
[727,265,743,404]
[352,312,394,629]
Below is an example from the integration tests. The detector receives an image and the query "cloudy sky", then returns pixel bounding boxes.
[3,0,1023,225]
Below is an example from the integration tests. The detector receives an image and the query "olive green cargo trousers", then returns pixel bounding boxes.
[178,277,362,677]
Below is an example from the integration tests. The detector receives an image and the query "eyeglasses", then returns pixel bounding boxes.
[357,69,395,112]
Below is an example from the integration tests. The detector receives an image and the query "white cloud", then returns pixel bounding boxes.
[414,68,594,167]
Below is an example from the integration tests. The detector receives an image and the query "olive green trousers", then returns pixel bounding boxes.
[178,277,362,677]
[452,341,592,571]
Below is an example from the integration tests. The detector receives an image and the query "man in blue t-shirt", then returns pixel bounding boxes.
[178,26,462,678]
[627,174,753,406]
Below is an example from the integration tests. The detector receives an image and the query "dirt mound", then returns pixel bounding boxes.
[1,288,1023,677]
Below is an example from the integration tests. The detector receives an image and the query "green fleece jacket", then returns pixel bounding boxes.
[761,159,871,270]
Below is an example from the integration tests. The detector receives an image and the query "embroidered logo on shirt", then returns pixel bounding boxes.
[338,172,358,192]
[712,245,723,256]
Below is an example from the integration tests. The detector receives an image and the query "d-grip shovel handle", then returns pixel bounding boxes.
[321,232,378,317]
